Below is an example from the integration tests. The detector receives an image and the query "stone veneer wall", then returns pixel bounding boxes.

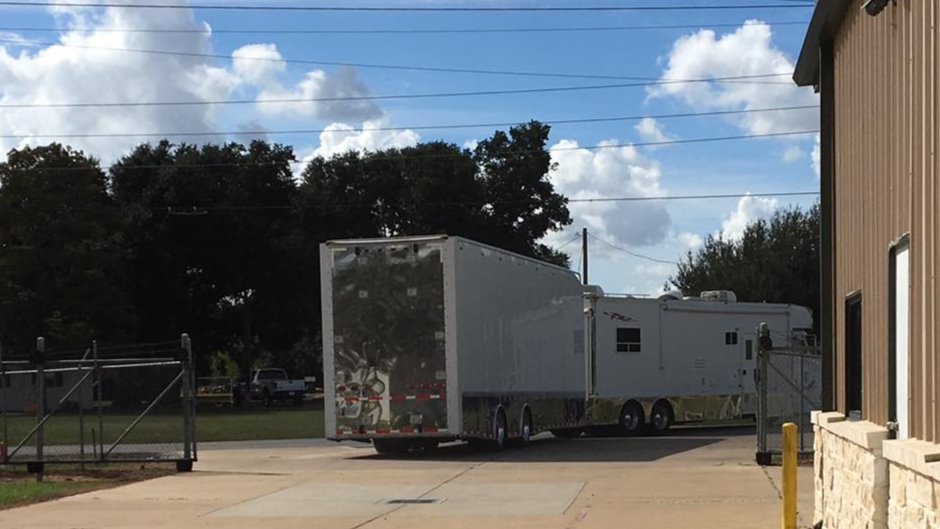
[884,440,940,529]
[813,411,890,529]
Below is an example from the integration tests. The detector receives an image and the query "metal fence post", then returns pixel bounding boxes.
[78,346,91,466]
[94,340,104,461]
[181,334,195,467]
[756,323,770,464]
[1,342,7,464]
[34,337,45,482]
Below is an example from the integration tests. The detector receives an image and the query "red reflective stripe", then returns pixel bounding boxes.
[415,394,430,400]
[376,428,390,434]
[390,395,406,401]
[400,426,414,433]
[344,397,359,402]
[423,427,439,433]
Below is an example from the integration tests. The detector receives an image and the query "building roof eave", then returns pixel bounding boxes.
[793,0,852,87]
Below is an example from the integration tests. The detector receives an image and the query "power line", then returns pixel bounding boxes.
[588,233,678,265]
[0,2,817,12]
[0,105,819,140]
[0,37,796,85]
[0,78,802,110]
[0,21,810,36]
[4,130,820,172]
[162,191,820,212]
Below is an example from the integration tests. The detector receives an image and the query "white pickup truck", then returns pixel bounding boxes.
[249,368,306,406]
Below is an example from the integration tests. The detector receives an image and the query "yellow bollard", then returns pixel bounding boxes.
[782,422,798,529]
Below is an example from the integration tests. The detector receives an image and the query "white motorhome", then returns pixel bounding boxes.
[584,288,815,435]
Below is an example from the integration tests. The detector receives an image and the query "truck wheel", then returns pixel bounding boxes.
[491,408,508,450]
[518,408,533,447]
[650,401,674,434]
[373,439,409,455]
[619,401,645,437]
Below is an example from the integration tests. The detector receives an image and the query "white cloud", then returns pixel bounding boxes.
[721,193,779,240]
[296,116,420,163]
[256,66,382,122]
[651,21,818,136]
[0,4,237,162]
[0,3,383,163]
[231,43,285,86]
[677,232,704,250]
[634,117,675,146]
[548,139,671,248]
[783,145,805,162]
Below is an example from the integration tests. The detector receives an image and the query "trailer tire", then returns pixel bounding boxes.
[619,400,645,437]
[517,407,533,447]
[649,400,674,434]
[491,408,508,450]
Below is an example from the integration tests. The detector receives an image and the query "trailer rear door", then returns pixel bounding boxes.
[327,240,449,437]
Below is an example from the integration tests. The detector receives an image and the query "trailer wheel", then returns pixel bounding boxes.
[518,408,533,447]
[619,401,645,437]
[491,408,508,450]
[650,400,674,434]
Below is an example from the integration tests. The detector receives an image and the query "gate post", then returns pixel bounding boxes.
[756,323,770,465]
[180,334,195,471]
[34,337,45,482]
[1,342,7,464]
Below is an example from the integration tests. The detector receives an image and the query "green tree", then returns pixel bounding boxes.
[110,140,300,374]
[0,144,135,353]
[670,204,820,331]
[473,121,571,265]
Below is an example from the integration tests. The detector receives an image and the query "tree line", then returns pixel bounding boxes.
[0,121,572,378]
[0,116,822,380]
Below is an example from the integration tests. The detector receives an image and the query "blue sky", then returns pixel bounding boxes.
[0,1,821,296]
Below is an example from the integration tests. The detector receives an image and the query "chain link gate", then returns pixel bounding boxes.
[0,334,196,474]
[755,322,822,466]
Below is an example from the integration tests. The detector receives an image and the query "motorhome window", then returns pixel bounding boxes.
[725,331,738,345]
[616,327,641,353]
[745,340,753,360]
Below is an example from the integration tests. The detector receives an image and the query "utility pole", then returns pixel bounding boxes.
[581,227,589,285]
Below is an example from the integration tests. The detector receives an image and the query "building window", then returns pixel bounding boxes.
[845,293,863,416]
[889,237,911,438]
[616,327,641,353]
[745,340,753,361]
[725,331,739,345]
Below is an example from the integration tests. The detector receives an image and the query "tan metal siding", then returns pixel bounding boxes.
[832,0,940,442]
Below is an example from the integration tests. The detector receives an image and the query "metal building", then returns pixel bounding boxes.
[795,2,940,528]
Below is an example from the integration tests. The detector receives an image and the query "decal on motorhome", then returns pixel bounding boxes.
[603,312,636,322]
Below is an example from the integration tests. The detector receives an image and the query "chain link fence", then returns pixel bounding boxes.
[0,335,196,473]
[755,323,823,465]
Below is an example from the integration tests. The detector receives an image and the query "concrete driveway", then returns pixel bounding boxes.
[0,427,813,529]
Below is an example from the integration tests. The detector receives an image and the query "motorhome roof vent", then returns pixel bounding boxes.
[700,290,737,303]
[657,290,684,301]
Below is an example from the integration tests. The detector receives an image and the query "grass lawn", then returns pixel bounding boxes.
[1,406,324,446]
[0,464,173,510]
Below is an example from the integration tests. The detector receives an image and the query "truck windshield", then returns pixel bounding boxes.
[257,370,287,380]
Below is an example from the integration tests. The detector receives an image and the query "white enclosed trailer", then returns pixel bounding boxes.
[585,289,815,435]
[321,235,587,452]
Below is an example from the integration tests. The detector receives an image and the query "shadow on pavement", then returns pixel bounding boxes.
[351,425,755,463]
